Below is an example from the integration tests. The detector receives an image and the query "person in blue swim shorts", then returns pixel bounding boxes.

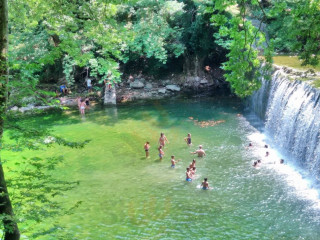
[171,155,180,168]
[186,168,192,182]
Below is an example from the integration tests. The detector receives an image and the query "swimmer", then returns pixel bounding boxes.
[280,159,285,164]
[253,161,258,167]
[158,132,169,148]
[201,178,209,190]
[186,168,192,182]
[190,167,196,176]
[190,159,196,168]
[158,145,164,160]
[191,145,206,157]
[264,144,269,148]
[265,151,269,157]
[246,142,253,149]
[171,155,180,168]
[184,133,192,147]
[144,142,150,158]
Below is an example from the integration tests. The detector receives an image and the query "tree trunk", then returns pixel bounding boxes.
[0,0,20,239]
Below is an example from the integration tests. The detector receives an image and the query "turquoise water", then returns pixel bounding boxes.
[5,97,320,239]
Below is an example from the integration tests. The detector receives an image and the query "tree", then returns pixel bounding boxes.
[8,0,135,96]
[179,0,227,76]
[211,0,273,98]
[3,112,89,238]
[120,0,185,75]
[0,0,20,238]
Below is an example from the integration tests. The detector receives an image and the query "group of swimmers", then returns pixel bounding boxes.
[248,143,285,167]
[144,132,210,190]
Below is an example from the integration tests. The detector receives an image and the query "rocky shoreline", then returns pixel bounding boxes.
[114,73,225,103]
[9,74,224,112]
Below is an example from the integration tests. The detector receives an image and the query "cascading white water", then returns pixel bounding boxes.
[250,69,320,181]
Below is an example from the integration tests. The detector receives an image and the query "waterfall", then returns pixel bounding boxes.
[250,69,320,181]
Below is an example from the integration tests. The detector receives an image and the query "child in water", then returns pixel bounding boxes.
[171,155,180,168]
[189,159,196,169]
[184,133,192,147]
[158,145,164,160]
[201,178,209,190]
[144,142,150,158]
[190,167,196,176]
[80,100,86,115]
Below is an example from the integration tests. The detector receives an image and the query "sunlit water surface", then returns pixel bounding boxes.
[5,97,320,239]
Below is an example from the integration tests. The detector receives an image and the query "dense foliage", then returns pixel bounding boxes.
[5,0,320,100]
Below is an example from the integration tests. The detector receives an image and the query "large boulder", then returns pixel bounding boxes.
[166,85,181,92]
[130,80,145,89]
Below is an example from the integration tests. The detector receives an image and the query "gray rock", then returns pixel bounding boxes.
[166,85,181,91]
[130,80,145,89]
[200,79,209,84]
[37,106,51,110]
[22,96,36,104]
[139,78,146,83]
[158,88,167,94]
[163,80,171,85]
[145,83,153,89]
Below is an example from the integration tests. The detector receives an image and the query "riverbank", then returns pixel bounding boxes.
[8,72,229,112]
[9,63,320,114]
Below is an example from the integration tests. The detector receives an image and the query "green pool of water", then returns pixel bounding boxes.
[4,97,320,239]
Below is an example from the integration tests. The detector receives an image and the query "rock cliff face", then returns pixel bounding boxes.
[249,66,320,180]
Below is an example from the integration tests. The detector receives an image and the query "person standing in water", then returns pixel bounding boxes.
[190,167,196,176]
[158,132,169,148]
[186,168,192,182]
[189,159,196,169]
[184,133,192,147]
[201,178,209,190]
[80,99,86,115]
[191,145,206,157]
[158,145,164,160]
[170,155,180,168]
[144,142,150,158]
